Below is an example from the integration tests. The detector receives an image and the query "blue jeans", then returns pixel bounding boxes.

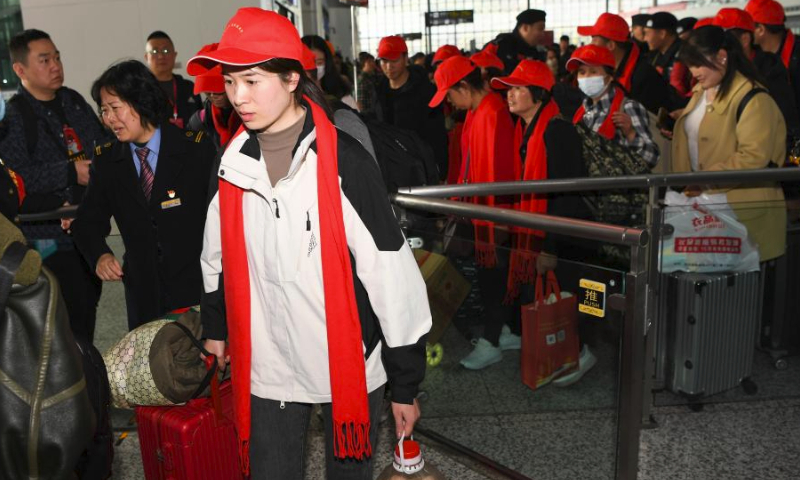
[249,385,385,480]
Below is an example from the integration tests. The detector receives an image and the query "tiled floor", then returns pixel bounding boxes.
[94,236,800,479]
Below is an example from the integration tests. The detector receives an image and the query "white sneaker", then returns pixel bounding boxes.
[460,338,502,370]
[553,345,597,387]
[498,325,521,351]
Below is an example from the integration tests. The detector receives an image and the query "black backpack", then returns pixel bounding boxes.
[73,338,113,480]
[362,118,440,191]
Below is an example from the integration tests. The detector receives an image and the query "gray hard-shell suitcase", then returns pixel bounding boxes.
[666,271,761,403]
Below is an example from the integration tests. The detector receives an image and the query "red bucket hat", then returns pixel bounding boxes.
[187,8,303,75]
[577,13,630,43]
[490,59,554,91]
[744,0,785,26]
[566,44,616,72]
[429,56,477,108]
[432,44,461,65]
[377,36,408,60]
[713,8,755,32]
[470,50,504,70]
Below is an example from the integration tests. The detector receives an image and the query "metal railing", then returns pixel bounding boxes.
[16,167,800,480]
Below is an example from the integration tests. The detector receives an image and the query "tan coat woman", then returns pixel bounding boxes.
[673,71,787,261]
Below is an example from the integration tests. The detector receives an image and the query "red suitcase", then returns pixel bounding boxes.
[135,379,243,480]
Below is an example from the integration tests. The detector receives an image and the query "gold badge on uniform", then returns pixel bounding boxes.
[161,198,182,209]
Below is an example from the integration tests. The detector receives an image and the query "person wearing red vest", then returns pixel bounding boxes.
[579,12,685,114]
[568,45,660,168]
[745,0,800,131]
[429,56,519,370]
[190,9,431,479]
[713,7,800,139]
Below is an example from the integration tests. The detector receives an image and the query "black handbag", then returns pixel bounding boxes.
[0,242,95,480]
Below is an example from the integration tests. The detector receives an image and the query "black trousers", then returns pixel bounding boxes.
[250,385,385,480]
[43,248,102,344]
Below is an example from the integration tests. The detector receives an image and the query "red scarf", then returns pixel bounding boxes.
[506,100,559,300]
[782,30,795,71]
[572,86,625,140]
[617,43,640,93]
[210,105,242,148]
[218,98,371,476]
[458,93,518,268]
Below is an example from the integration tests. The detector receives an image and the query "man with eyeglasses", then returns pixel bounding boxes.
[0,29,107,343]
[144,31,201,129]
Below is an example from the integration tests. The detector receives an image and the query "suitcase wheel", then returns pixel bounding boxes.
[775,358,789,370]
[741,377,758,395]
[426,343,444,367]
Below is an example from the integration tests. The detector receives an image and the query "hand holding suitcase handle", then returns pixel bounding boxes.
[169,321,227,421]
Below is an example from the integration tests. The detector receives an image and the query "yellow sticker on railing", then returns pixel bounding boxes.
[578,279,606,318]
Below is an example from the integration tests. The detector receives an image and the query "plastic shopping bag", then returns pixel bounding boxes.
[659,191,760,273]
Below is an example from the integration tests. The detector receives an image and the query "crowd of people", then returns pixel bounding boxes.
[0,0,796,478]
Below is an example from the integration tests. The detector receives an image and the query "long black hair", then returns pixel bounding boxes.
[678,25,766,100]
[91,60,170,128]
[301,35,350,99]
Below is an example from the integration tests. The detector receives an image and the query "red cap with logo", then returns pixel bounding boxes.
[713,8,755,32]
[429,56,477,108]
[301,44,317,71]
[432,45,461,65]
[694,17,715,30]
[187,8,303,75]
[377,36,408,60]
[577,13,631,43]
[566,44,616,72]
[744,0,785,26]
[491,59,554,91]
[470,50,504,70]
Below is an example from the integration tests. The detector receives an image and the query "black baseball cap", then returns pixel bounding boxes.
[631,14,651,27]
[646,12,679,32]
[516,9,546,25]
[676,17,698,34]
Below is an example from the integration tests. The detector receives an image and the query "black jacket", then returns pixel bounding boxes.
[492,32,545,75]
[754,48,800,138]
[186,99,238,152]
[375,66,448,181]
[72,123,215,329]
[168,74,203,129]
[622,46,687,113]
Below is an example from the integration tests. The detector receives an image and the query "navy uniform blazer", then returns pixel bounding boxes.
[72,122,215,329]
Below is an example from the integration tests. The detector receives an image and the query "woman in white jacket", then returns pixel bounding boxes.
[188,8,431,480]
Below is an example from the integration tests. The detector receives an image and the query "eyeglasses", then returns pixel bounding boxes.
[146,49,175,56]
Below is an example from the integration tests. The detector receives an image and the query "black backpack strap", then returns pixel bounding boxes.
[0,242,29,311]
[736,88,768,123]
[7,94,39,158]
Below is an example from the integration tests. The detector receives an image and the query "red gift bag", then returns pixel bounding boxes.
[520,271,580,391]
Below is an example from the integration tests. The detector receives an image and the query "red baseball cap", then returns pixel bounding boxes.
[694,17,714,30]
[187,8,303,75]
[429,56,477,108]
[301,44,317,71]
[194,66,225,95]
[744,0,785,26]
[714,8,755,32]
[432,45,460,65]
[577,13,630,43]
[566,44,616,72]
[470,50,504,70]
[377,36,408,60]
[490,60,554,91]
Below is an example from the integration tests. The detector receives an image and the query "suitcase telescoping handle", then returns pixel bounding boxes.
[170,321,226,422]
[535,270,562,303]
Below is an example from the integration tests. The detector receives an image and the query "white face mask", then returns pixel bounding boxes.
[316,65,326,81]
[578,76,608,98]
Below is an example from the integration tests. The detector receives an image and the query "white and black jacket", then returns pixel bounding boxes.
[200,110,431,405]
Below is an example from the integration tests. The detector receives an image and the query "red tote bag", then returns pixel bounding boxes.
[520,271,580,391]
